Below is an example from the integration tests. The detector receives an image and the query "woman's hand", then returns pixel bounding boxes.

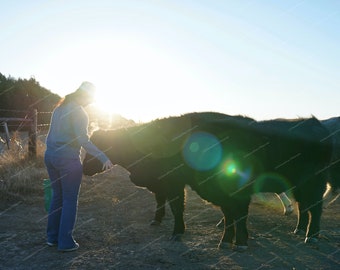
[102,160,114,171]
[101,162,131,177]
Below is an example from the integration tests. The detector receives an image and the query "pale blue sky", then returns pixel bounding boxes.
[1,0,339,122]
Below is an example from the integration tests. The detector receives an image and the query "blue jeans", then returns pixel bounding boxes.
[44,153,82,249]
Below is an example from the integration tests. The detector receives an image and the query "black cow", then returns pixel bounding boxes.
[84,112,232,236]
[83,112,332,250]
[322,117,340,203]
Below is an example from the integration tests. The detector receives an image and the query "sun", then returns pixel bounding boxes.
[84,38,181,123]
[43,36,204,123]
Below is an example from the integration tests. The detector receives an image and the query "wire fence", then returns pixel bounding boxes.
[0,107,132,156]
[0,108,52,128]
[0,109,52,157]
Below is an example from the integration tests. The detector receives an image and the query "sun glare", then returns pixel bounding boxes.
[84,38,194,123]
[42,36,206,123]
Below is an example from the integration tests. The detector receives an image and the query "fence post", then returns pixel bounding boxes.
[3,122,10,149]
[28,109,38,158]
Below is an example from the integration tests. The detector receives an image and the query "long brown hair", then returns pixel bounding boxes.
[55,91,86,108]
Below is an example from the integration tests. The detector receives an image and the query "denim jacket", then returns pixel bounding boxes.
[45,102,108,164]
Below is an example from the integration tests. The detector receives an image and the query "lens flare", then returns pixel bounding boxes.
[182,132,222,171]
[221,157,252,190]
[224,159,238,176]
[254,172,291,194]
[189,142,200,153]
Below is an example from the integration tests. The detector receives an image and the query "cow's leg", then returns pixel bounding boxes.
[329,164,340,191]
[150,192,166,225]
[218,206,235,249]
[219,198,250,252]
[294,201,309,236]
[323,182,339,207]
[295,177,326,246]
[295,196,323,242]
[233,199,250,251]
[293,186,309,236]
[305,200,322,244]
[167,186,185,240]
[324,168,340,207]
[304,187,324,246]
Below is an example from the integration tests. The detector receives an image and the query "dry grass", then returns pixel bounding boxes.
[0,133,48,201]
[0,114,134,201]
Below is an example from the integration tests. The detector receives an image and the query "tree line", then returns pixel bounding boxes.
[0,72,60,130]
[0,72,134,131]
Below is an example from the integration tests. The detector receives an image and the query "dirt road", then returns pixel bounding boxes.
[1,173,339,269]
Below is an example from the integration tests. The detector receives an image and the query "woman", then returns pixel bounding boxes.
[44,81,114,252]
